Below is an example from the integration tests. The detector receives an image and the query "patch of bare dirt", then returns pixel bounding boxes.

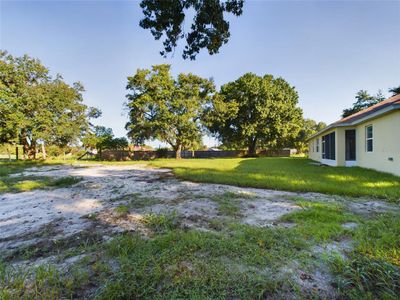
[2,164,398,256]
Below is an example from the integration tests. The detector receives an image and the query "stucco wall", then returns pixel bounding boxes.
[308,111,400,176]
[354,111,400,176]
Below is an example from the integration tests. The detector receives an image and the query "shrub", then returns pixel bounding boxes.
[155,147,170,158]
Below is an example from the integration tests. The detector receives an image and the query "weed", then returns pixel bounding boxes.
[211,192,243,217]
[141,212,181,233]
[0,174,82,193]
[100,227,307,299]
[111,193,161,209]
[354,213,400,266]
[281,201,359,242]
[326,213,400,299]
[114,205,129,217]
[328,254,400,299]
[49,176,82,187]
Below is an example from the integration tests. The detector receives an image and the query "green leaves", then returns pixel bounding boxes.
[125,64,214,158]
[0,52,95,158]
[139,0,244,60]
[342,89,386,118]
[203,72,303,155]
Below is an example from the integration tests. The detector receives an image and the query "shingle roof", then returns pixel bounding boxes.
[307,93,400,141]
[332,93,400,125]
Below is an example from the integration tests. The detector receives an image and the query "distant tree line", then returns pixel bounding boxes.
[10,51,397,161]
[125,64,323,158]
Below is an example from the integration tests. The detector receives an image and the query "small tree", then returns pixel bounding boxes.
[82,126,113,155]
[292,119,326,153]
[342,90,386,118]
[389,85,400,96]
[203,73,303,156]
[125,64,214,159]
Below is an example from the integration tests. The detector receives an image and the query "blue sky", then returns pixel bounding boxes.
[1,0,399,147]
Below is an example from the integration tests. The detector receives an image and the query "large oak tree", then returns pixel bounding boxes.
[0,51,95,159]
[203,73,303,156]
[139,0,244,60]
[125,64,214,158]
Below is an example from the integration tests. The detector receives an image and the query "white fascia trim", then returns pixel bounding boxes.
[307,104,400,141]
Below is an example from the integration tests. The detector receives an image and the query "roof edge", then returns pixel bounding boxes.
[306,103,400,141]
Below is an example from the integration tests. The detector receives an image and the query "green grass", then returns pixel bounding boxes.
[4,157,399,200]
[114,205,130,216]
[0,262,89,300]
[98,226,309,299]
[281,200,359,242]
[1,158,399,298]
[0,160,81,193]
[111,193,162,209]
[2,207,399,299]
[149,157,400,202]
[0,175,82,193]
[141,212,181,233]
[211,191,245,217]
[354,213,400,266]
[328,214,400,299]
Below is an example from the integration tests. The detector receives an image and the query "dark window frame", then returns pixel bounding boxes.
[322,132,336,160]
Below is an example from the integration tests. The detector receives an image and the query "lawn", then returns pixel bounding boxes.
[3,157,399,201]
[0,160,81,193]
[150,157,400,202]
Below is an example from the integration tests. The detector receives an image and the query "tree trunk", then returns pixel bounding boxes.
[28,140,36,160]
[247,138,257,157]
[7,147,11,161]
[21,131,29,160]
[175,144,182,159]
[41,142,47,160]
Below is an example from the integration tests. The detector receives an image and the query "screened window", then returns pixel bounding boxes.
[322,132,335,160]
[366,125,373,152]
[316,138,320,152]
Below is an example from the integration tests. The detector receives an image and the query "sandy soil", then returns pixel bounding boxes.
[1,164,398,297]
[0,164,306,251]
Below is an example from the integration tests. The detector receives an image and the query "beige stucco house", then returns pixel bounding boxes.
[308,94,400,176]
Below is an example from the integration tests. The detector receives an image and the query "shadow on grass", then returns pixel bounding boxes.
[166,157,400,202]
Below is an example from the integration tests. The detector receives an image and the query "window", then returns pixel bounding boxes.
[322,132,335,160]
[316,138,320,152]
[366,125,373,152]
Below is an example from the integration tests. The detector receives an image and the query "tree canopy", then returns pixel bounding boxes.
[203,73,303,156]
[139,0,244,60]
[82,126,128,153]
[0,51,96,159]
[292,118,326,153]
[125,64,214,158]
[342,90,385,118]
[389,85,400,96]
